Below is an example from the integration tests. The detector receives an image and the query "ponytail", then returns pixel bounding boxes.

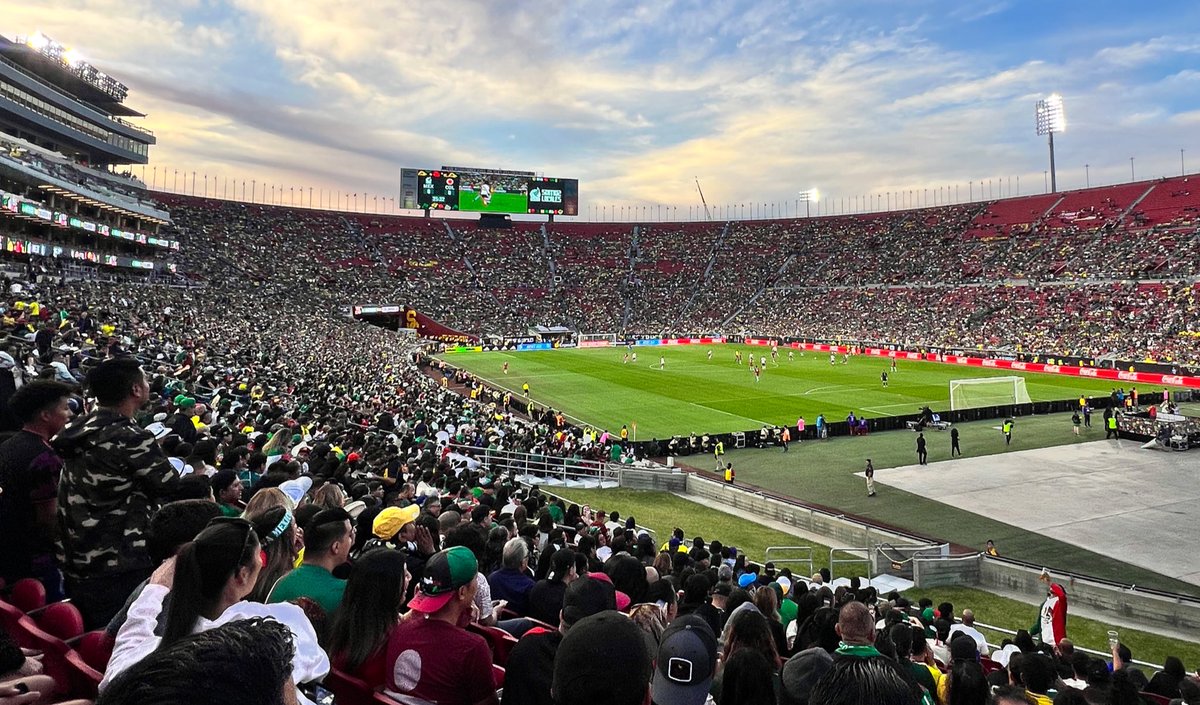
[160,520,259,649]
[161,541,206,648]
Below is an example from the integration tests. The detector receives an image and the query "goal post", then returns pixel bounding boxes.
[578,332,619,347]
[949,376,1032,410]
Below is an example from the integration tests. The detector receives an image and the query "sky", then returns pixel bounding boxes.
[8,0,1200,219]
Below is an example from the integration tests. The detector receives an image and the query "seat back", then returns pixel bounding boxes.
[76,630,116,672]
[63,649,103,699]
[38,601,86,641]
[323,667,376,705]
[467,623,519,667]
[9,578,47,612]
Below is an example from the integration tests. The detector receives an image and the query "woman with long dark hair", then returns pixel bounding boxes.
[946,659,989,705]
[100,517,328,700]
[327,548,408,687]
[246,506,299,603]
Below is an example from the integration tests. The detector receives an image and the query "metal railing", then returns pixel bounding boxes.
[764,546,814,578]
[455,444,621,487]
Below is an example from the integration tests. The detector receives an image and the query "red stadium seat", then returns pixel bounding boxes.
[493,663,505,689]
[73,630,116,672]
[62,648,103,699]
[9,577,47,613]
[979,656,1001,674]
[37,601,86,641]
[0,598,26,635]
[324,667,378,705]
[1140,694,1171,705]
[467,623,519,667]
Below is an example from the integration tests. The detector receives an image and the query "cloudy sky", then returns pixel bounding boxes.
[8,0,1200,218]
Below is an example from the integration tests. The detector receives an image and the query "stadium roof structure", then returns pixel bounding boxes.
[0,35,144,117]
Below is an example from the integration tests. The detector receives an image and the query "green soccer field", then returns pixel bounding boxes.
[457,189,529,213]
[441,345,1125,438]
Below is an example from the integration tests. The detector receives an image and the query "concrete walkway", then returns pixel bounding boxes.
[872,439,1200,586]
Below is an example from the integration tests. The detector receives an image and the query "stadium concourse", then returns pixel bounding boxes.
[1,181,1199,705]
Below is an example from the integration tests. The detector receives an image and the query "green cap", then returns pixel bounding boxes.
[408,546,478,613]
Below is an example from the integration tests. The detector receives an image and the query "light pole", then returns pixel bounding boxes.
[1085,164,1090,188]
[798,189,818,218]
[1130,157,1135,181]
[1035,94,1066,193]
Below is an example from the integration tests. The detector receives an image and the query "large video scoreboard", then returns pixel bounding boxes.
[402,167,578,216]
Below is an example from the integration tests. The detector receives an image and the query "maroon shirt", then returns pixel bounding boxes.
[385,615,494,705]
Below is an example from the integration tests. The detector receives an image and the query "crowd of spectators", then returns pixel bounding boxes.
[0,176,1197,704]
[143,190,1200,370]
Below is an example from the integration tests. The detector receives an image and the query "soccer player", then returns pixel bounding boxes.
[760,355,766,368]
[788,350,794,362]
[891,358,897,373]
[707,349,713,361]
[881,371,888,387]
[623,353,629,364]
[479,180,492,207]
[502,361,509,375]
[753,365,761,383]
[735,350,742,365]
[829,353,836,366]
[632,352,637,364]
[842,353,849,364]
[659,356,665,370]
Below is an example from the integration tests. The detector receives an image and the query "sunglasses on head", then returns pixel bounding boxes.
[208,516,265,567]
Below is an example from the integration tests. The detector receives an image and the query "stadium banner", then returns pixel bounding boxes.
[578,340,613,348]
[516,342,553,351]
[638,337,727,346]
[443,345,483,354]
[402,307,479,343]
[772,341,1200,389]
[1,234,175,272]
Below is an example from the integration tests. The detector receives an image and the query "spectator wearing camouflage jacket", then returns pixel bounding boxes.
[54,357,180,629]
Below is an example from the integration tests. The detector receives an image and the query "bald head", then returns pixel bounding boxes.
[836,601,876,646]
[961,609,975,626]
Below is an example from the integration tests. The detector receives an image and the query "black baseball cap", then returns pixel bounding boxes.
[561,575,616,627]
[652,614,718,705]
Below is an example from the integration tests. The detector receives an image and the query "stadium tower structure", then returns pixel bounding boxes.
[0,32,176,278]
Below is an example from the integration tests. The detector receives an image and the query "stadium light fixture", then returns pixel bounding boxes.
[1035,93,1066,193]
[798,188,819,218]
[27,32,50,50]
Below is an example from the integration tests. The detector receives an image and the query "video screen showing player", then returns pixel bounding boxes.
[458,172,529,213]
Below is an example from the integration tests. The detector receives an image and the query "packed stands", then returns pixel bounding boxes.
[1,175,1199,705]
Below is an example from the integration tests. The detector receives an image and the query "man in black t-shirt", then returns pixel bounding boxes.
[0,381,73,595]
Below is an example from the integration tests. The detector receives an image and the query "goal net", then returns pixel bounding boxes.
[578,332,619,347]
[949,376,1032,410]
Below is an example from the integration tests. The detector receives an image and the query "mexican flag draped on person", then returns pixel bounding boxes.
[1031,570,1068,645]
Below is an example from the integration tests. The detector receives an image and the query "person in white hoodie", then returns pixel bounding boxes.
[100,516,328,704]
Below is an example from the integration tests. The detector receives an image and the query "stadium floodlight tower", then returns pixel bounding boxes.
[1035,94,1066,193]
[798,188,819,217]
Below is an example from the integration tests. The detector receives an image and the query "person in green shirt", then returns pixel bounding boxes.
[773,580,798,630]
[267,507,352,616]
[211,471,244,517]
